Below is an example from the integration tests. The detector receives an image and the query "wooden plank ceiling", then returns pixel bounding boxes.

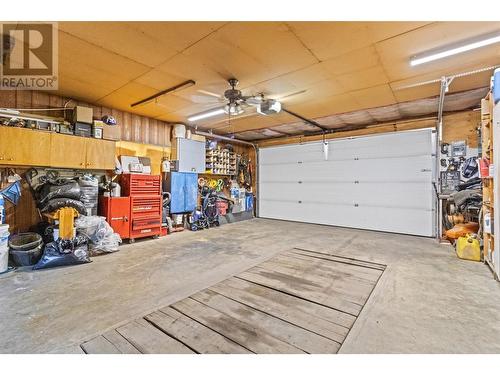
[55,21,500,140]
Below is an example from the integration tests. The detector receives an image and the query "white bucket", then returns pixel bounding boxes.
[0,243,8,273]
[172,124,186,138]
[0,224,9,273]
[0,224,9,246]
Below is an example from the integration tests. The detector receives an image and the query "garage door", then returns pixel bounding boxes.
[258,129,436,237]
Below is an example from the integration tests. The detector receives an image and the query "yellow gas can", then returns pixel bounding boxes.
[456,234,481,262]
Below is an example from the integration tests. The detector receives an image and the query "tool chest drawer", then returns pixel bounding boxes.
[130,196,162,217]
[131,216,161,238]
[121,174,161,196]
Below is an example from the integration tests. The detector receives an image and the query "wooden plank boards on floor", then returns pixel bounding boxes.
[81,248,385,354]
[145,308,251,354]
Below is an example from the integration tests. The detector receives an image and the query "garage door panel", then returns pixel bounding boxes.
[260,182,358,204]
[261,182,433,211]
[262,155,433,184]
[326,131,433,159]
[259,200,357,227]
[354,182,433,209]
[260,163,305,183]
[259,129,435,237]
[303,182,433,209]
[259,200,433,236]
[355,205,433,236]
[302,156,432,182]
[260,143,321,164]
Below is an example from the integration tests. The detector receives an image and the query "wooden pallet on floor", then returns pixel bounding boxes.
[81,248,386,354]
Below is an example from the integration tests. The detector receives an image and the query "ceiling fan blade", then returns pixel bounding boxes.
[189,94,223,104]
[197,89,223,99]
[210,109,259,128]
[274,89,308,102]
[243,95,264,106]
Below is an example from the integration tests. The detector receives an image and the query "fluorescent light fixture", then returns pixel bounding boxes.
[410,32,500,66]
[187,108,225,122]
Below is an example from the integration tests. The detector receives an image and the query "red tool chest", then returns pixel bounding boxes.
[99,197,131,240]
[120,174,162,241]
[121,174,161,196]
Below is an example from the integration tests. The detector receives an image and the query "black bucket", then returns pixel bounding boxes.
[9,233,44,266]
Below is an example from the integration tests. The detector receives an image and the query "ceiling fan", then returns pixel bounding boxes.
[187,78,304,122]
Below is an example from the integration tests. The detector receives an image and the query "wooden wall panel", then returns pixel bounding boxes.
[122,111,132,141]
[0,91,16,108]
[48,94,65,119]
[0,90,173,148]
[131,114,141,141]
[149,119,159,145]
[142,117,150,144]
[442,110,480,147]
[15,90,33,109]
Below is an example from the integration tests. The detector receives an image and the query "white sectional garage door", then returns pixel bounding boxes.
[258,129,436,237]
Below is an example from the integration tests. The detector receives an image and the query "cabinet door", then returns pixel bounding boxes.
[170,172,186,214]
[85,138,116,170]
[50,133,87,168]
[0,127,51,166]
[109,197,130,239]
[184,173,198,212]
[177,138,205,173]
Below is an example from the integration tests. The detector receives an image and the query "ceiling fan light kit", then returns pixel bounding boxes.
[224,102,244,115]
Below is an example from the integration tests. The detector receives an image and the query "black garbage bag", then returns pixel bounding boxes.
[38,181,83,205]
[39,197,88,215]
[33,235,91,270]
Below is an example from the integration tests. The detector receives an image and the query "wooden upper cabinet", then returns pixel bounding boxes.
[50,133,87,169]
[0,127,116,170]
[0,127,51,166]
[85,138,116,170]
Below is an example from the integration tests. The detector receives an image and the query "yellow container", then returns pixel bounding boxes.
[456,234,481,262]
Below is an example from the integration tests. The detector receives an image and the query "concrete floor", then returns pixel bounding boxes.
[1,218,499,354]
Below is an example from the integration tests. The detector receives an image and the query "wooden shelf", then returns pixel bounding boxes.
[481,92,495,266]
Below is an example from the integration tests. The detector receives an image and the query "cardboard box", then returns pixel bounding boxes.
[190,134,206,142]
[102,123,121,141]
[73,106,93,124]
